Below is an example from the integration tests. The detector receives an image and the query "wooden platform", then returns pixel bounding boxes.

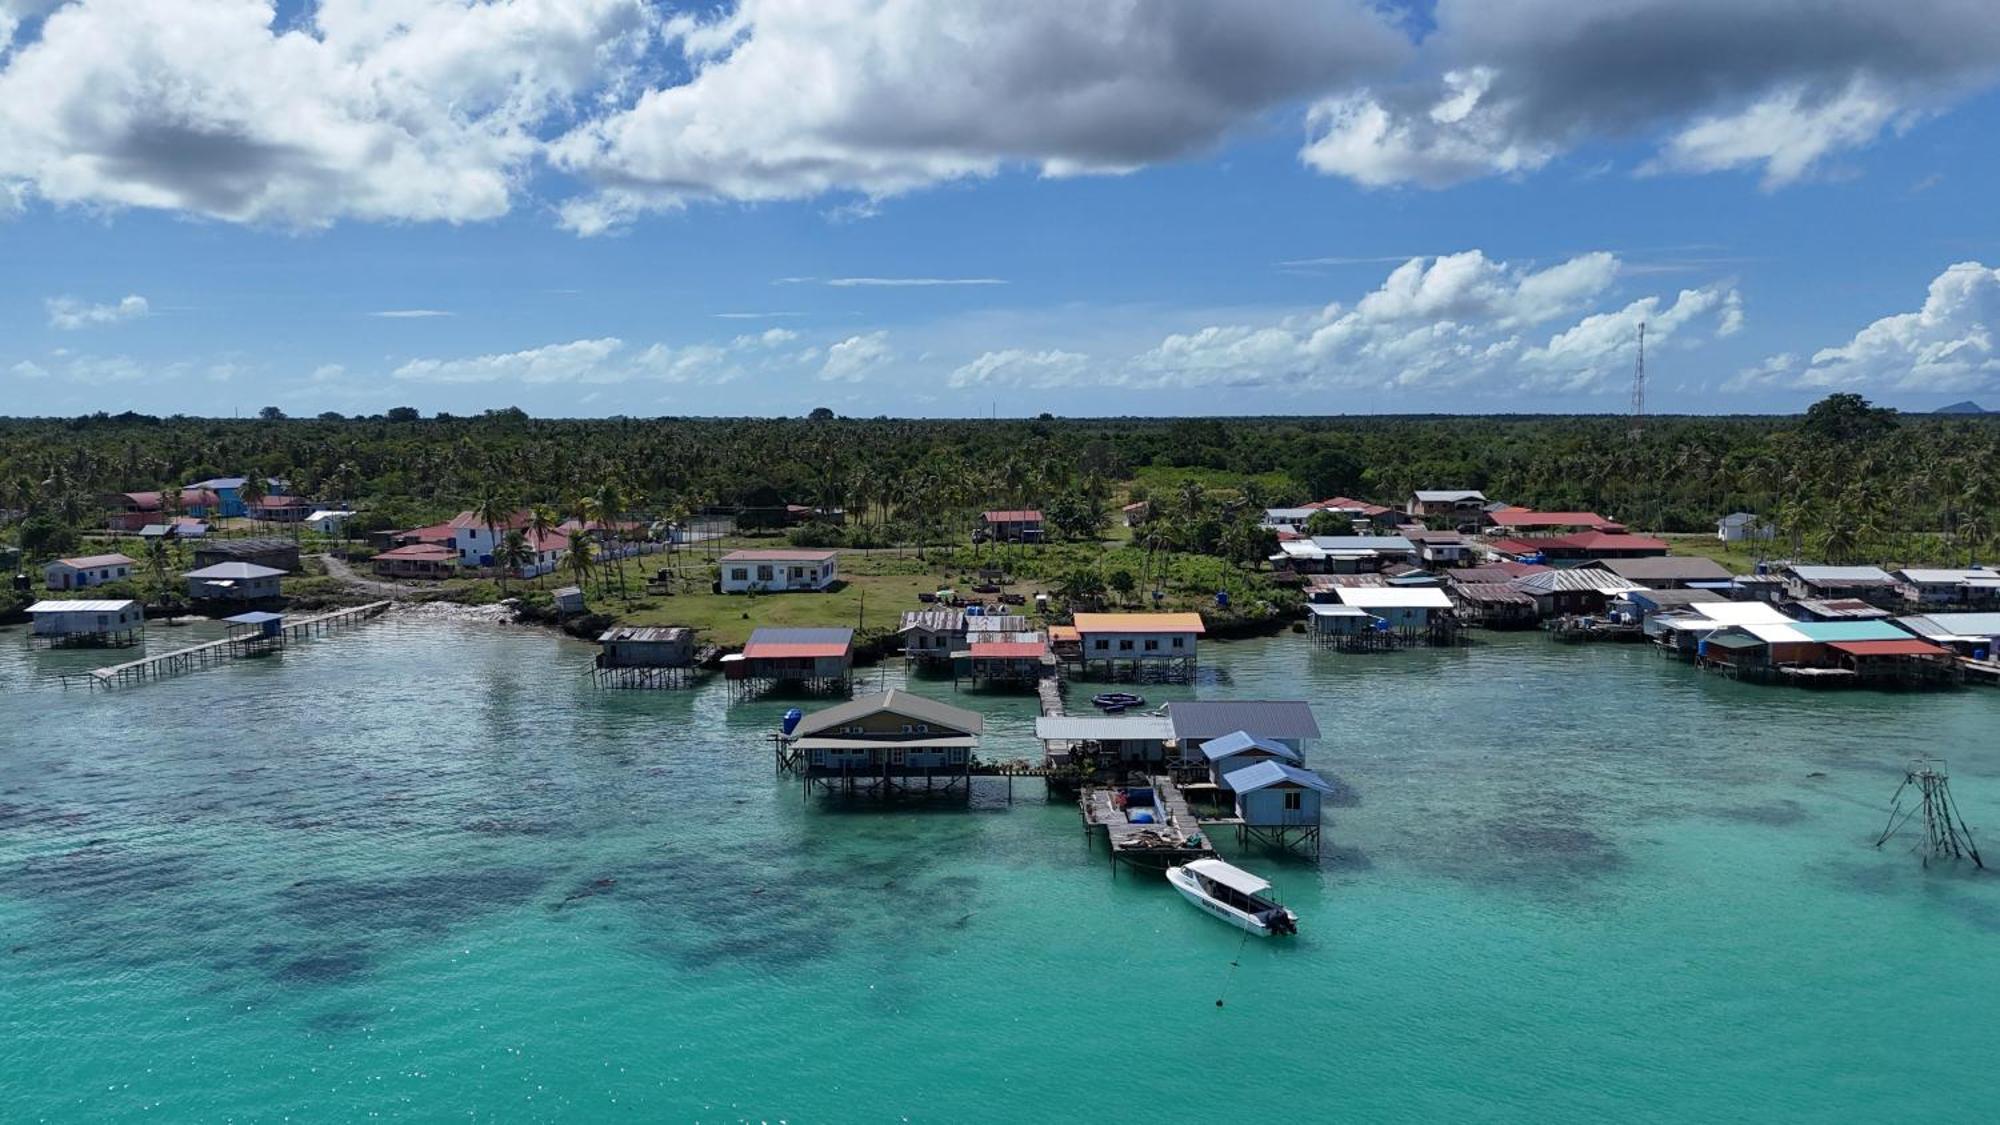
[1081,776,1217,871]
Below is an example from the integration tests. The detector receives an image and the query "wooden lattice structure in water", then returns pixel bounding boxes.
[1875,759,1984,869]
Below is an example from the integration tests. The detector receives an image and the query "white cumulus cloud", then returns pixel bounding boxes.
[1734,261,2000,393]
[949,348,1090,389]
[392,327,818,385]
[819,331,893,382]
[46,293,148,329]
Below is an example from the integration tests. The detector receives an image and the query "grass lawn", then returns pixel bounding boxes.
[1658,533,1778,575]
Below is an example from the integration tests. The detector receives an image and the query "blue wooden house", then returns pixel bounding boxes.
[1224,760,1335,857]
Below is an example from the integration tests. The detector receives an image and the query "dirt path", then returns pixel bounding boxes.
[318,553,418,600]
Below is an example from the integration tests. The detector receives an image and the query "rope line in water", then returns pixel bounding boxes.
[1216,925,1252,1008]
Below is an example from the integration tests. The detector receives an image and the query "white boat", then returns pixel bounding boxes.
[1166,859,1298,936]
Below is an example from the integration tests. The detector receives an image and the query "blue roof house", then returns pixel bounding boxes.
[1198,730,1303,789]
[1225,760,1337,857]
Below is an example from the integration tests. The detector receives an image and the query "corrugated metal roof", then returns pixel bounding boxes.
[1689,602,1793,625]
[899,608,966,632]
[1307,603,1372,616]
[1168,700,1321,741]
[1788,620,1914,643]
[1897,568,1996,584]
[597,626,691,643]
[51,553,135,569]
[26,600,139,614]
[1224,760,1334,794]
[1451,582,1536,605]
[794,689,980,736]
[965,615,1030,633]
[1829,639,1948,657]
[720,549,837,562]
[1511,569,1643,595]
[1033,716,1175,742]
[1908,612,2000,638]
[1595,557,1734,582]
[1786,565,1894,584]
[743,626,853,659]
[185,562,286,579]
[1308,535,1417,552]
[1196,731,1302,763]
[1334,586,1452,609]
[1740,622,1812,643]
[1625,589,1726,607]
[1073,612,1206,634]
[968,641,1046,659]
[1413,490,1484,502]
[225,611,284,624]
[1794,598,1890,620]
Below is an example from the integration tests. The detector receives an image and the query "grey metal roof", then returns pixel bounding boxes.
[1785,565,1894,585]
[746,626,854,646]
[1197,731,1302,763]
[195,537,298,557]
[597,626,691,643]
[794,689,983,737]
[1167,700,1321,741]
[965,615,1030,633]
[1308,535,1417,552]
[1593,557,1734,582]
[1450,582,1536,605]
[1033,716,1175,742]
[1624,588,1726,607]
[26,599,139,614]
[184,562,286,579]
[224,611,285,624]
[1413,490,1485,502]
[1512,569,1644,595]
[1899,613,2000,639]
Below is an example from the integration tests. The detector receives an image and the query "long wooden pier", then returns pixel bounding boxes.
[65,601,392,690]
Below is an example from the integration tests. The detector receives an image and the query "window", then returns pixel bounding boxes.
[1171,637,1184,649]
[731,568,749,581]
[1093,639,1109,651]
[756,565,774,582]
[1283,791,1303,811]
[1143,639,1159,651]
[1118,639,1134,651]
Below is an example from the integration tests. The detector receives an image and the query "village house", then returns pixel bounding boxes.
[1273,535,1420,574]
[899,608,967,666]
[1447,582,1540,629]
[1779,564,1899,606]
[957,632,1049,687]
[1070,612,1205,678]
[371,542,457,579]
[26,599,143,646]
[1165,699,1320,761]
[1407,490,1487,519]
[185,561,285,602]
[1484,509,1626,536]
[1401,528,1472,567]
[979,509,1044,543]
[193,538,301,573]
[1894,567,2000,610]
[596,626,694,669]
[306,510,357,536]
[1310,496,1402,532]
[1611,588,1727,625]
[1032,714,1176,771]
[1494,532,1669,561]
[1120,500,1152,527]
[552,586,587,615]
[1791,598,1892,622]
[1326,585,1455,634]
[1895,613,2000,659]
[137,519,209,542]
[732,626,854,688]
[248,495,313,524]
[1582,556,1734,588]
[44,553,135,590]
[718,548,839,593]
[184,477,287,519]
[1224,760,1335,855]
[444,511,568,576]
[1717,512,1774,542]
[1261,507,1320,532]
[1510,568,1644,617]
[103,489,220,532]
[784,690,983,795]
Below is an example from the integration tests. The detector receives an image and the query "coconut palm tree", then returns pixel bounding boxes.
[563,532,598,598]
[239,474,267,528]
[493,530,531,593]
[472,488,514,574]
[526,505,562,586]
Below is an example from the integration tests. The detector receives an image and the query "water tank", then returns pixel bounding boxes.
[781,708,804,735]
[1215,591,1231,608]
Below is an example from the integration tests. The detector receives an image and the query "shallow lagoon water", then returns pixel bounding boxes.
[2,616,1997,1121]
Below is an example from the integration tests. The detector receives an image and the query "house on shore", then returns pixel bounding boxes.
[718,549,838,593]
[1310,496,1402,532]
[1262,507,1320,533]
[1779,564,1898,606]
[1324,586,1455,636]
[1895,613,2000,658]
[193,538,301,573]
[783,690,983,796]
[1402,528,1472,568]
[980,509,1044,543]
[1613,588,1726,624]
[104,489,221,532]
[1274,535,1419,574]
[372,543,457,579]
[1511,569,1644,617]
[1165,700,1320,761]
[1407,490,1486,519]
[26,599,143,646]
[1070,612,1204,679]
[185,562,285,602]
[1448,582,1540,628]
[1717,512,1774,542]
[44,553,135,590]
[1894,567,2000,610]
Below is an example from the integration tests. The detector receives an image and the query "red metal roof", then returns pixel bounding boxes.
[54,553,136,568]
[969,641,1046,659]
[743,641,850,659]
[1489,509,1625,531]
[981,510,1042,522]
[1829,639,1949,657]
[376,543,455,561]
[1559,532,1668,550]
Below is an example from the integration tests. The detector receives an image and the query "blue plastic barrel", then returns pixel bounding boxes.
[781,708,804,735]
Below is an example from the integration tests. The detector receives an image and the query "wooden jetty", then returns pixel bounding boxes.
[1080,775,1217,872]
[64,601,391,690]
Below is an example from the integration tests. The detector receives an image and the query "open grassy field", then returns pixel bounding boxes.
[1654,534,1777,575]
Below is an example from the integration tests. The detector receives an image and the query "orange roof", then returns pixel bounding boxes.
[743,641,850,659]
[1829,639,1948,657]
[1048,625,1080,642]
[970,641,1046,659]
[1072,612,1206,635]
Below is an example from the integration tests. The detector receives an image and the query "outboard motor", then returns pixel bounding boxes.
[781,708,804,736]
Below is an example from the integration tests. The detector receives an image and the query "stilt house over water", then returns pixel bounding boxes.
[26,599,143,646]
[781,689,983,797]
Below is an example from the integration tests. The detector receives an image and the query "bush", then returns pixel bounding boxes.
[787,523,845,548]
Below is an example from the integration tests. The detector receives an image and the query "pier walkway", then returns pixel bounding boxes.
[66,601,392,690]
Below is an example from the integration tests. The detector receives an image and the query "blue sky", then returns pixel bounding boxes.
[3,0,1998,418]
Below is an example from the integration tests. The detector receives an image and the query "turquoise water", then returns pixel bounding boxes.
[2,618,1997,1122]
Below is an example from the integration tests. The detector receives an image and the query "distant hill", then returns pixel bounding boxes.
[1934,400,1990,414]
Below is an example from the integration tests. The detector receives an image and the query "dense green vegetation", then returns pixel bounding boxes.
[2,395,1996,577]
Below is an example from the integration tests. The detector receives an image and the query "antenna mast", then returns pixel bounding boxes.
[1627,320,1646,440]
